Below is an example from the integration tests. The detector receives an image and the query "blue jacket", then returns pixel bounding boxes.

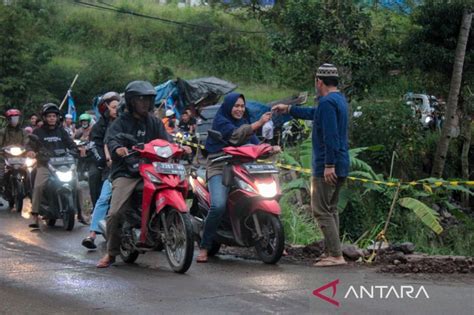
[290,92,350,177]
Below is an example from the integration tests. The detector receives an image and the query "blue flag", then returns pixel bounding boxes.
[67,90,77,121]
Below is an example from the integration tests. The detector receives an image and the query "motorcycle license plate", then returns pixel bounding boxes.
[7,157,25,165]
[243,163,279,174]
[49,156,75,165]
[154,162,186,175]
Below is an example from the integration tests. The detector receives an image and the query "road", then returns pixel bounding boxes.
[0,206,472,315]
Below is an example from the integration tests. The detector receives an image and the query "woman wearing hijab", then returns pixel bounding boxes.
[196,92,280,263]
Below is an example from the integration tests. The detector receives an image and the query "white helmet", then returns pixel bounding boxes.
[165,110,175,117]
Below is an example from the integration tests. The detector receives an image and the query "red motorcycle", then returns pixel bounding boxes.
[189,130,285,264]
[116,135,194,273]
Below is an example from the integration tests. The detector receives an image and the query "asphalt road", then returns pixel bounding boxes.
[0,206,472,315]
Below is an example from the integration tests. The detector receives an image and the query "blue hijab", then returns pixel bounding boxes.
[205,93,259,153]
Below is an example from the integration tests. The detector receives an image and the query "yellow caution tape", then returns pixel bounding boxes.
[174,138,473,188]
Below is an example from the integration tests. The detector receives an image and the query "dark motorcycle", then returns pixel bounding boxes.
[2,145,36,212]
[29,135,80,231]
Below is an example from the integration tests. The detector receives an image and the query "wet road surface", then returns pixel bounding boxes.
[0,207,473,315]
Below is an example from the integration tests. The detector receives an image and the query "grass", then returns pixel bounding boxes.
[280,191,321,245]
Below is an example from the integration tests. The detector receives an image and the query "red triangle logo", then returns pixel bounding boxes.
[312,279,340,307]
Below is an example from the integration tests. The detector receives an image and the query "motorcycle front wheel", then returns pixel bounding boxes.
[254,212,285,264]
[163,209,194,274]
[14,182,25,213]
[62,194,75,231]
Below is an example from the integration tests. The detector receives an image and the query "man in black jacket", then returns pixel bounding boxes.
[28,103,78,228]
[97,81,191,268]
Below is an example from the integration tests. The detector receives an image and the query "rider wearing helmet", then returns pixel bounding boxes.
[0,109,29,198]
[74,113,93,141]
[0,109,28,148]
[97,80,190,268]
[162,109,177,134]
[28,103,79,228]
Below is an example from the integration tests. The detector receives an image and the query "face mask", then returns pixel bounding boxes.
[10,116,20,126]
[81,122,89,129]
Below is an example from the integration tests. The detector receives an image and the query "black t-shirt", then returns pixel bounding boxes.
[178,117,196,133]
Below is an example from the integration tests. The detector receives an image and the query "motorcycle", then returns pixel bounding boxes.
[189,130,285,264]
[110,134,194,273]
[2,145,36,212]
[29,135,79,231]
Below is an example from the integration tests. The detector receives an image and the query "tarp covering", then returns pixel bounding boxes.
[154,77,237,118]
[176,77,237,106]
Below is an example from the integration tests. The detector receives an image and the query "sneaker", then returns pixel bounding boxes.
[82,237,97,249]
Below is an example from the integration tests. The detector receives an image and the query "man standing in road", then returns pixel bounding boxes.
[273,63,350,267]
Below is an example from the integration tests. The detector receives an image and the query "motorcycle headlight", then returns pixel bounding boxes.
[146,171,161,184]
[25,157,36,168]
[236,179,257,194]
[7,147,25,156]
[256,181,278,198]
[154,145,173,159]
[56,170,73,182]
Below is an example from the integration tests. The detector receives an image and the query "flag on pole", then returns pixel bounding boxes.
[67,90,77,121]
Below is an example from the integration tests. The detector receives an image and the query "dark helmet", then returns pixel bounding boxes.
[41,103,60,116]
[98,91,121,115]
[124,81,157,112]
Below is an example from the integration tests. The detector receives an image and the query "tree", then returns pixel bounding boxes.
[431,10,473,178]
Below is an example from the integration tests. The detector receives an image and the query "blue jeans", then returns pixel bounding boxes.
[200,175,229,250]
[90,179,112,233]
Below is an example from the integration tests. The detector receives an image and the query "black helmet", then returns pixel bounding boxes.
[124,81,156,112]
[41,103,60,116]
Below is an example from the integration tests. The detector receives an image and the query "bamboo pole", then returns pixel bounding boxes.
[59,74,79,110]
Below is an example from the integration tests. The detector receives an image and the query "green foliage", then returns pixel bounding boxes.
[398,197,443,235]
[0,2,54,112]
[280,191,321,245]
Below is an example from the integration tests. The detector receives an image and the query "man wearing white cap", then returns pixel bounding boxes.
[63,113,75,138]
[273,63,350,267]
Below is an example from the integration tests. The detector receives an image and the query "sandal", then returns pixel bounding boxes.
[196,252,208,263]
[82,237,97,249]
[96,255,115,268]
[313,257,347,267]
[28,223,39,229]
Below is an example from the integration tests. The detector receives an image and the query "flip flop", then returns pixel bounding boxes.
[28,223,39,229]
[313,258,347,267]
[196,254,208,263]
[82,237,97,249]
[96,256,115,268]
